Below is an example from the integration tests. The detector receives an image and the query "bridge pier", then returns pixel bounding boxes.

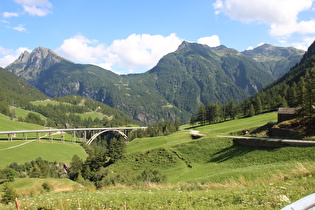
[8,133,13,141]
[72,131,76,143]
[49,132,53,143]
[61,132,65,143]
[23,133,27,141]
[83,131,87,142]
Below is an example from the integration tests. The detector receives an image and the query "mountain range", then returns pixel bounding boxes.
[5,41,305,124]
[254,39,315,102]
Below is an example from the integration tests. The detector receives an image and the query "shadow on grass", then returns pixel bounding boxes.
[208,144,277,163]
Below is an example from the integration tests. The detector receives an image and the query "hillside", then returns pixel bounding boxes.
[242,44,304,78]
[1,61,137,127]
[5,43,303,124]
[0,67,47,107]
[248,39,315,114]
[76,111,315,188]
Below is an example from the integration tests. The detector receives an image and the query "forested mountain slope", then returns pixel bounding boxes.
[0,67,47,107]
[0,66,137,128]
[249,40,315,114]
[5,42,303,124]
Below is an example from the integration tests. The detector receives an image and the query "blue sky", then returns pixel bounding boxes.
[1,0,315,74]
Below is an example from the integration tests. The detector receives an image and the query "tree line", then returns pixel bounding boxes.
[192,65,315,125]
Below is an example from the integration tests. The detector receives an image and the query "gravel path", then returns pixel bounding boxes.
[0,140,35,151]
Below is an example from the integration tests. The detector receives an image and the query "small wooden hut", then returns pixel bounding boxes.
[278,107,297,123]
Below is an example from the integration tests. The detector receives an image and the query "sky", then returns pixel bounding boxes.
[1,0,315,74]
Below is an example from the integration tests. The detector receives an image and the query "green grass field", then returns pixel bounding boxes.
[0,113,87,168]
[113,112,291,183]
[0,114,45,133]
[0,141,87,168]
[12,107,47,120]
[1,112,315,209]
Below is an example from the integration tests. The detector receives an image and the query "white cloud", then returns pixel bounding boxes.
[197,35,221,47]
[214,0,315,37]
[3,12,19,18]
[106,33,182,71]
[57,35,106,63]
[290,37,315,50]
[57,33,182,74]
[13,24,27,32]
[0,47,31,68]
[14,0,52,16]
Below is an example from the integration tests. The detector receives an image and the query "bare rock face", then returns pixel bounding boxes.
[6,47,68,85]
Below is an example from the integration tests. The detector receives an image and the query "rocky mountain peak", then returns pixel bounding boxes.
[6,46,70,85]
[177,41,191,51]
[17,50,31,63]
[27,46,65,70]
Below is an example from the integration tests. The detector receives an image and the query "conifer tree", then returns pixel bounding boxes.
[206,104,215,124]
[249,103,255,117]
[305,68,315,118]
[296,77,307,116]
[253,96,262,114]
[197,104,206,125]
[227,100,237,119]
[1,183,18,205]
[287,82,298,107]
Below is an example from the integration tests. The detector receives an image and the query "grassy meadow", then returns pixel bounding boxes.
[0,114,45,133]
[0,113,87,168]
[1,111,315,209]
[0,141,87,168]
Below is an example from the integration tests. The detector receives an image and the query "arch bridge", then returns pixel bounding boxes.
[0,127,147,144]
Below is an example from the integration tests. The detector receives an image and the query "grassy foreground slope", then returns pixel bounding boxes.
[2,112,315,209]
[111,112,315,184]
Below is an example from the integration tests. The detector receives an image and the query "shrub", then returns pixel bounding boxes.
[0,168,17,182]
[42,182,53,192]
[1,182,18,205]
[137,169,167,184]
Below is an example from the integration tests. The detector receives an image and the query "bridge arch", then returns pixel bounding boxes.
[86,129,128,145]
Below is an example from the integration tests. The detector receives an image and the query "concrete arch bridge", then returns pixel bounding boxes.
[0,127,147,144]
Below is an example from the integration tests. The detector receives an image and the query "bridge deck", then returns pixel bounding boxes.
[0,127,147,142]
[0,127,147,135]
